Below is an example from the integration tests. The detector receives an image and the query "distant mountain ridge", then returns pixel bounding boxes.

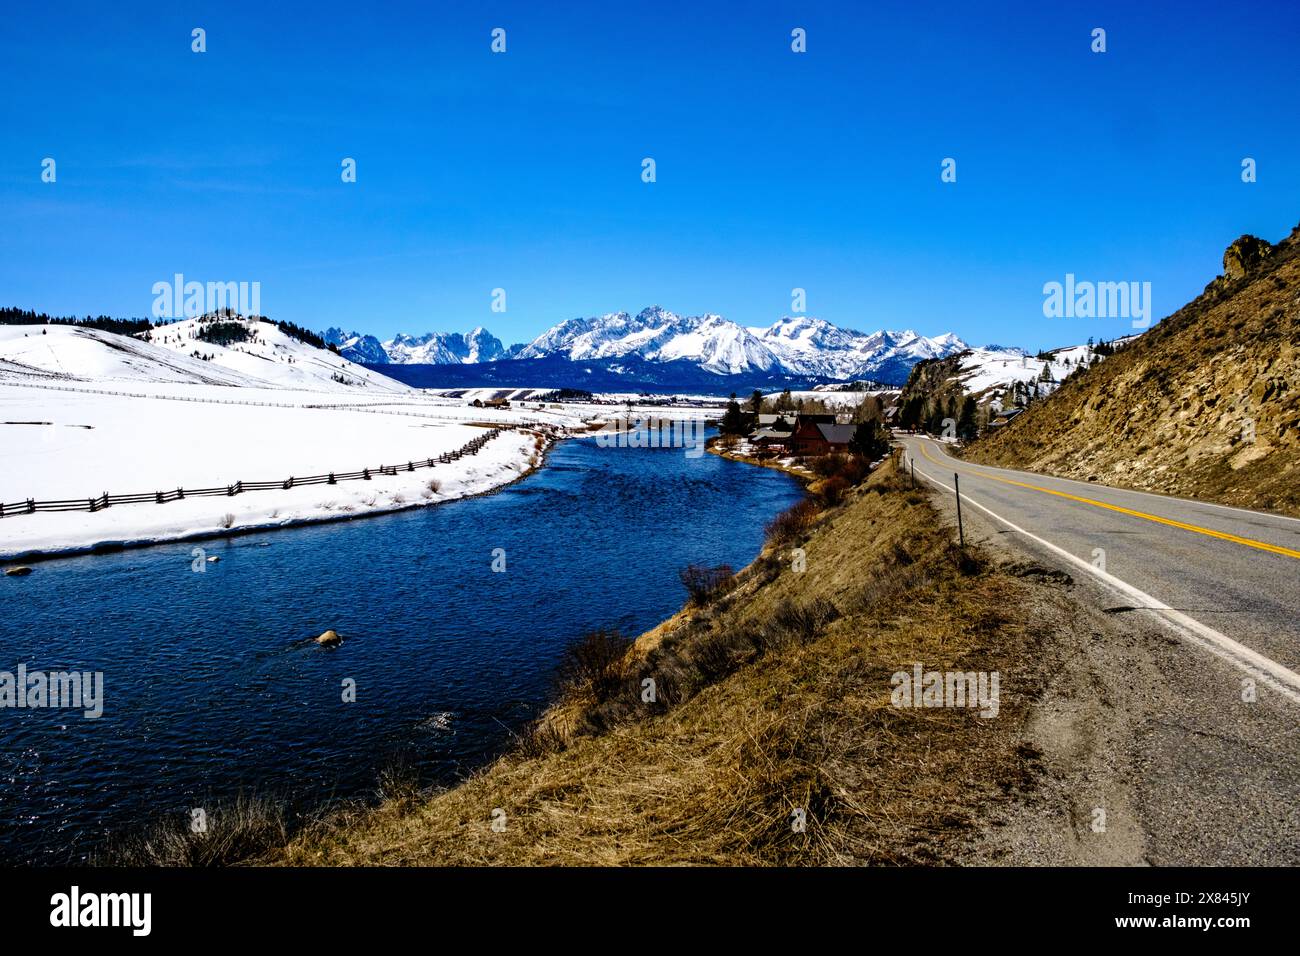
[325,307,991,388]
[324,326,506,365]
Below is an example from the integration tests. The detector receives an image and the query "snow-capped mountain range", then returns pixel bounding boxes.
[325,307,997,386]
[324,326,505,366]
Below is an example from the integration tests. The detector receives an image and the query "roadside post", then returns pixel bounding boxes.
[954,472,964,548]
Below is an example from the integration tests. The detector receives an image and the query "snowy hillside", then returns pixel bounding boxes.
[0,318,412,393]
[954,341,1114,406]
[1,323,275,388]
[140,316,412,392]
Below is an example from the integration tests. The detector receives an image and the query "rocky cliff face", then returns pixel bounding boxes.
[1222,235,1274,282]
[899,352,968,408]
[895,352,975,432]
[966,222,1300,515]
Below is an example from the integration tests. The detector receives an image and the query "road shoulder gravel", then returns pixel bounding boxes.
[926,484,1300,865]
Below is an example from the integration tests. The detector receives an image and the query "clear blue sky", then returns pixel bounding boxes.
[2,0,1297,351]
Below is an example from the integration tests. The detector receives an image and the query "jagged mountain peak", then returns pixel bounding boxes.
[330,307,974,386]
[509,308,973,382]
[379,327,506,365]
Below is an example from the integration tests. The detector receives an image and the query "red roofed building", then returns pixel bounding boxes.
[791,417,855,456]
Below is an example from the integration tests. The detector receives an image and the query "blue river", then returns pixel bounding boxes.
[0,432,801,863]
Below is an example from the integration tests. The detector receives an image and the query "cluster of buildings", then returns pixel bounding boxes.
[746,412,857,457]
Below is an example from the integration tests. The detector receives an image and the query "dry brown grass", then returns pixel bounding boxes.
[102,794,289,867]
[263,461,1047,866]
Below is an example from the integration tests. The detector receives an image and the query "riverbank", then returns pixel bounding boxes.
[234,457,1068,865]
[0,379,558,563]
[706,435,816,480]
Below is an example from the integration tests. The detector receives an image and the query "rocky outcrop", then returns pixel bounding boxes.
[896,352,973,431]
[968,220,1300,516]
[1223,235,1274,282]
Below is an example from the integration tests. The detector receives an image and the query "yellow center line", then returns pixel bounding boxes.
[913,439,1300,561]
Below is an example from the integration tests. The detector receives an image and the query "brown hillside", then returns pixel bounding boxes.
[966,221,1300,516]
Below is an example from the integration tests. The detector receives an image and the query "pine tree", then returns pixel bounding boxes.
[849,421,890,460]
[957,396,978,439]
[720,395,746,435]
[899,394,924,430]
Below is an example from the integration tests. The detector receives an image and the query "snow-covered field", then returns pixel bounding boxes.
[419,386,558,403]
[0,322,566,560]
[0,382,543,559]
[555,400,725,425]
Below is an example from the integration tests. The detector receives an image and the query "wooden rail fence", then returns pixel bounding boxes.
[0,429,505,519]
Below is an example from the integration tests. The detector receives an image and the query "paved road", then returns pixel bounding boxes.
[898,433,1300,700]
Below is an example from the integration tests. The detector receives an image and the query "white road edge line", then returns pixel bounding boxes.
[908,452,1300,707]
[910,434,1300,527]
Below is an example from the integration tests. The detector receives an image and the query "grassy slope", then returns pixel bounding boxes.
[265,462,1055,866]
[966,224,1300,516]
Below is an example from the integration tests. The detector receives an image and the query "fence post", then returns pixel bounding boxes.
[28,499,34,514]
[954,473,964,548]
